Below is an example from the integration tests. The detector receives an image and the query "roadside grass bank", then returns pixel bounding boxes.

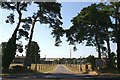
[2,64,58,76]
[30,64,58,73]
[64,64,92,74]
[65,64,120,76]
[97,67,120,75]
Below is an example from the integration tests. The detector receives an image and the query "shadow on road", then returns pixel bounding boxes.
[2,65,120,80]
[2,72,120,80]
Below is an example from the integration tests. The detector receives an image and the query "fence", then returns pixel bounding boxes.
[10,63,57,72]
[65,64,92,73]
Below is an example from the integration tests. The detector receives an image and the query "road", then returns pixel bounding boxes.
[51,64,73,74]
[2,64,120,80]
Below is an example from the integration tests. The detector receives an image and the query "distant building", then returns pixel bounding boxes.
[43,58,59,64]
[44,58,59,61]
[13,57,60,64]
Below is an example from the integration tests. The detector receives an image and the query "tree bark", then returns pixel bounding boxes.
[24,17,37,68]
[117,35,120,72]
[10,2,22,58]
[106,37,112,68]
[115,6,120,72]
[2,2,22,69]
[26,17,37,57]
[104,25,112,68]
[95,35,101,59]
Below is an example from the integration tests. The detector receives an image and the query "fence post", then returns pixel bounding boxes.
[85,64,88,71]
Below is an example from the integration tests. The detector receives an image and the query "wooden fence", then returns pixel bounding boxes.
[65,64,92,73]
[10,64,57,72]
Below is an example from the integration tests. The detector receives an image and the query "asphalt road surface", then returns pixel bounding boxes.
[51,64,73,74]
[2,65,120,80]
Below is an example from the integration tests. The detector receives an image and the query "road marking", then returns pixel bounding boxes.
[53,64,59,71]
[62,65,74,73]
[46,64,59,73]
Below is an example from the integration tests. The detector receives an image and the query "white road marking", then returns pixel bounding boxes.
[62,65,74,73]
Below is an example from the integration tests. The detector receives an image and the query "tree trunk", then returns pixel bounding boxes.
[2,3,22,69]
[115,17,120,71]
[106,37,112,68]
[117,14,120,72]
[26,17,37,58]
[115,6,120,72]
[24,17,37,68]
[9,2,22,59]
[10,2,22,60]
[11,3,22,38]
[117,35,120,72]
[95,35,101,59]
[95,23,101,59]
[104,25,112,68]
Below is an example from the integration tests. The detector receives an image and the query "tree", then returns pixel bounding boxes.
[65,3,114,68]
[0,2,64,69]
[65,4,103,58]
[0,52,1,68]
[25,41,40,70]
[0,2,29,69]
[59,58,66,64]
[24,2,64,60]
[1,42,7,69]
[25,41,40,63]
[1,41,24,69]
[109,2,120,71]
[53,59,59,64]
[65,3,108,58]
[86,55,95,70]
[95,3,113,68]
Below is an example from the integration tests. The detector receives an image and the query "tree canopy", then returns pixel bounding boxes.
[0,1,64,69]
[25,41,40,63]
[65,2,120,70]
[65,3,112,58]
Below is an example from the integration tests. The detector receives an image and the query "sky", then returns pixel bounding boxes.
[0,2,117,58]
